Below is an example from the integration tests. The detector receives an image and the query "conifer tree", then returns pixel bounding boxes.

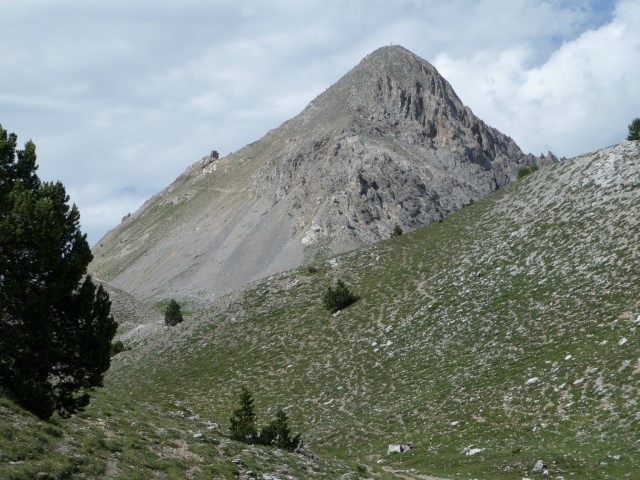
[259,409,301,451]
[229,387,257,442]
[628,118,640,141]
[0,124,117,419]
[164,299,183,326]
[391,225,403,237]
[322,279,360,313]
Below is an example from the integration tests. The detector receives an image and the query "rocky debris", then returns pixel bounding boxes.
[294,443,318,459]
[203,420,219,430]
[525,377,540,386]
[96,281,163,339]
[232,458,246,467]
[463,446,484,456]
[532,459,549,476]
[388,442,414,454]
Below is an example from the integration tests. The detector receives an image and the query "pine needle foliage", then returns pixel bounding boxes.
[0,123,117,419]
[164,299,183,326]
[322,279,360,313]
[258,409,301,451]
[229,387,257,443]
[628,117,640,141]
[516,164,539,179]
[391,225,403,237]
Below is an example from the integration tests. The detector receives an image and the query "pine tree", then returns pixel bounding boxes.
[164,299,183,326]
[628,118,640,141]
[0,124,117,419]
[259,409,301,451]
[322,279,360,313]
[229,387,257,442]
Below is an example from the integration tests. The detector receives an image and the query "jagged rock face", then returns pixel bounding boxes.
[90,45,554,303]
[246,46,553,252]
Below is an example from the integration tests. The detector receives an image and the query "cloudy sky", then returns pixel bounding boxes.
[2,0,638,245]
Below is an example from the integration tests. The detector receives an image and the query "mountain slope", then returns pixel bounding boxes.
[0,393,382,480]
[104,141,640,479]
[90,45,553,303]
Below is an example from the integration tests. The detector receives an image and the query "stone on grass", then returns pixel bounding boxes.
[532,460,547,474]
[463,446,484,456]
[387,442,413,454]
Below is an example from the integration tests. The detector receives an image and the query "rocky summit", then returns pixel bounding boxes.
[90,45,555,303]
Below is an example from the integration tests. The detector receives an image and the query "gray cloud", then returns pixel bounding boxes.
[0,1,633,244]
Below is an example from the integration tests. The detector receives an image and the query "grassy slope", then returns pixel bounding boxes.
[2,142,639,479]
[108,143,639,479]
[0,393,375,479]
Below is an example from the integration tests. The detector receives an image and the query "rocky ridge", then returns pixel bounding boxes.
[90,45,555,302]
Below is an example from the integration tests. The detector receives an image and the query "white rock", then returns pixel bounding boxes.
[371,341,378,347]
[464,447,484,456]
[532,460,546,473]
[565,354,573,360]
[387,443,413,454]
[451,421,460,426]
[525,377,540,386]
[573,378,584,385]
[619,337,628,345]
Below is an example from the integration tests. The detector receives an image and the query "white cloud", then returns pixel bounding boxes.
[433,0,640,157]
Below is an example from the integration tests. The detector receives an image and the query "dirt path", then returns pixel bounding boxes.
[382,466,450,480]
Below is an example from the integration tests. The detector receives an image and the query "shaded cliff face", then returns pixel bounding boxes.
[90,45,553,303]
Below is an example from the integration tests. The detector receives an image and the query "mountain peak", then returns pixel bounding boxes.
[91,46,552,302]
[299,44,465,135]
[362,44,434,68]
[363,44,422,61]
